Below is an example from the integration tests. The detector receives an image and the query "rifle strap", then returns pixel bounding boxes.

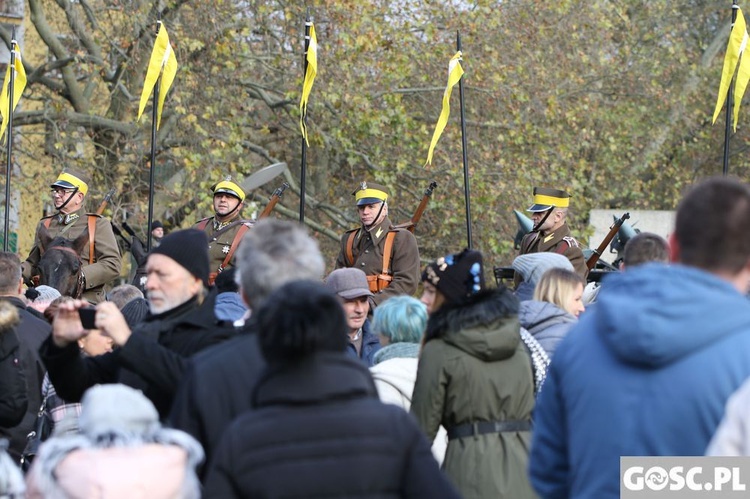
[196,218,211,231]
[345,230,358,267]
[381,231,397,276]
[87,216,96,265]
[554,240,569,255]
[219,223,251,273]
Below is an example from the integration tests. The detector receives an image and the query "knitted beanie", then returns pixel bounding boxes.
[78,384,160,438]
[512,253,574,287]
[422,249,485,306]
[34,285,62,303]
[121,297,149,328]
[150,229,210,285]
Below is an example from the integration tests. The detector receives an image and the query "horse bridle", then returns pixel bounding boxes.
[42,245,85,299]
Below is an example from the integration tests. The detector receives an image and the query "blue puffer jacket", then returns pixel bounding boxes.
[530,263,750,499]
[518,300,577,359]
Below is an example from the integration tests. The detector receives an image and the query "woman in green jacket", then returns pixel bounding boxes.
[411,249,537,499]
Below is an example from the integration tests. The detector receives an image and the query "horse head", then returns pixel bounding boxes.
[37,225,88,299]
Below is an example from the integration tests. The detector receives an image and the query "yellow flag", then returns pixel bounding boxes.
[713,8,750,131]
[299,23,318,146]
[137,23,179,130]
[425,52,464,167]
[0,42,27,143]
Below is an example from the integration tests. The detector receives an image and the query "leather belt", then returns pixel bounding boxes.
[447,420,532,440]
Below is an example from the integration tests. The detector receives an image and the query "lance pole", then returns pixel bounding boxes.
[147,19,162,251]
[723,0,739,176]
[457,31,472,249]
[299,16,311,223]
[3,30,17,252]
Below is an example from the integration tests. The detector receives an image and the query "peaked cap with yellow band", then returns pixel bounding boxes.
[352,181,389,206]
[50,169,89,196]
[211,176,245,202]
[527,187,570,212]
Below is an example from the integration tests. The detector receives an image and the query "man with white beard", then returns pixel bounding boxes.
[40,229,235,418]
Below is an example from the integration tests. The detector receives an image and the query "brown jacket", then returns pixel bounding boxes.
[22,209,121,303]
[519,222,587,279]
[193,216,254,277]
[335,216,420,306]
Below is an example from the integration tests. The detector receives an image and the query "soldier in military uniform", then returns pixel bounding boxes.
[518,187,587,279]
[193,177,253,286]
[22,169,121,303]
[335,181,420,307]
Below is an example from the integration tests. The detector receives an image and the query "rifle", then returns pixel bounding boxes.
[586,212,631,271]
[96,188,116,215]
[395,181,438,233]
[259,182,290,219]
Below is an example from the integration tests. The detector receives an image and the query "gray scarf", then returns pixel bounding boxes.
[373,342,420,365]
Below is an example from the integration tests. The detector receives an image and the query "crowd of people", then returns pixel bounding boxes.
[1,171,750,498]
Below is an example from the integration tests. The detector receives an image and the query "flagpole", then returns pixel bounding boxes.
[723,0,739,177]
[147,20,161,251]
[457,32,472,249]
[3,30,16,252]
[299,16,311,223]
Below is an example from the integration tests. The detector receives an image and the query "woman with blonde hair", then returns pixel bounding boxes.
[519,267,585,361]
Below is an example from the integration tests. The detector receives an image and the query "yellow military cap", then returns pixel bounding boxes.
[50,168,89,196]
[352,181,389,206]
[527,187,570,212]
[212,177,245,202]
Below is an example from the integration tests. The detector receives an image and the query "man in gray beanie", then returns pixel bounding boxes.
[40,229,236,419]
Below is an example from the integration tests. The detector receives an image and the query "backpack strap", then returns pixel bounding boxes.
[87,215,97,265]
[344,230,358,267]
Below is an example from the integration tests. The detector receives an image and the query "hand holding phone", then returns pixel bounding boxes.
[78,307,97,330]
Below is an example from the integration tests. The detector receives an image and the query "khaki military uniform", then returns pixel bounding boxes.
[519,222,587,279]
[22,209,121,303]
[194,216,254,283]
[335,216,420,306]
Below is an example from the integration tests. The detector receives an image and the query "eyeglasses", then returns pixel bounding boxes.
[50,188,75,196]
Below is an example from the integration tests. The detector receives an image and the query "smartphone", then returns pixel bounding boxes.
[78,307,97,330]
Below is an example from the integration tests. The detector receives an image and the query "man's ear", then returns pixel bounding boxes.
[16,278,23,295]
[668,233,680,263]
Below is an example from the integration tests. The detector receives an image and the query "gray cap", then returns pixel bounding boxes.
[325,268,373,300]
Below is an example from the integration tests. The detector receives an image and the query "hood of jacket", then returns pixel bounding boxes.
[252,352,378,408]
[519,300,576,334]
[426,288,520,362]
[594,263,750,367]
[369,357,418,401]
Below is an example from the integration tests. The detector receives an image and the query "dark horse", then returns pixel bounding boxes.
[36,225,88,299]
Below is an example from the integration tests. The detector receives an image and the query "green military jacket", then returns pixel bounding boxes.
[519,222,587,279]
[22,209,122,303]
[194,215,254,279]
[335,216,420,306]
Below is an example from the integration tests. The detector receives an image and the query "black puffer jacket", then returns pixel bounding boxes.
[0,296,49,461]
[0,302,26,428]
[204,353,460,499]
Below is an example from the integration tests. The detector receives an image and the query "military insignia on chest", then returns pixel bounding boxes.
[375,227,383,239]
[222,245,230,254]
[543,233,555,243]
